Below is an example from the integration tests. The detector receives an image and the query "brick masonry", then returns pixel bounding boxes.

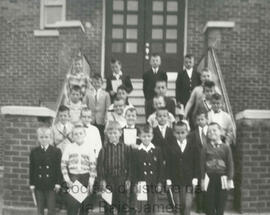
[234,118,270,213]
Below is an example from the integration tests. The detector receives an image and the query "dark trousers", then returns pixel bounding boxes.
[172,186,193,215]
[65,173,90,215]
[136,185,157,215]
[195,182,206,213]
[206,174,227,215]
[35,189,56,215]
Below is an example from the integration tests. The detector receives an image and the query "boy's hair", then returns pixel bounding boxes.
[81,107,92,116]
[140,124,153,134]
[58,105,69,113]
[117,84,128,92]
[201,67,210,74]
[73,122,85,130]
[70,85,81,93]
[92,73,102,81]
[37,127,53,137]
[125,107,137,115]
[114,97,125,104]
[211,93,222,101]
[151,53,161,58]
[155,77,167,86]
[111,58,121,65]
[204,80,215,89]
[185,54,194,59]
[156,107,168,115]
[196,109,208,118]
[105,121,122,133]
[208,122,222,130]
[173,120,190,131]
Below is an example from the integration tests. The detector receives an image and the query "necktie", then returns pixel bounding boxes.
[63,124,67,136]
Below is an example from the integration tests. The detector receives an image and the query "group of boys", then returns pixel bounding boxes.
[29,54,235,215]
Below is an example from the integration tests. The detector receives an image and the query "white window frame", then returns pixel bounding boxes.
[40,0,66,29]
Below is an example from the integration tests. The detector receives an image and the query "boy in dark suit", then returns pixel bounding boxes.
[132,125,165,215]
[166,121,200,215]
[106,59,133,102]
[29,127,62,215]
[176,54,201,107]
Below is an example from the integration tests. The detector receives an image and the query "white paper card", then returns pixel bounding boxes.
[137,181,148,201]
[68,180,88,203]
[102,189,113,205]
[111,80,122,92]
[221,176,228,190]
[123,129,137,145]
[202,173,210,191]
[227,179,234,189]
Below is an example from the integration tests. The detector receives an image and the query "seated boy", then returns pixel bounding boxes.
[147,96,175,128]
[80,108,102,159]
[201,122,234,215]
[86,73,111,143]
[106,59,133,102]
[29,127,62,215]
[65,85,87,124]
[208,93,235,145]
[106,98,127,128]
[61,124,97,215]
[166,121,199,215]
[145,78,175,118]
[53,105,74,153]
[97,121,132,215]
[132,125,165,215]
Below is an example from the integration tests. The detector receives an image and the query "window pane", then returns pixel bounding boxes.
[45,6,62,25]
[113,14,124,25]
[112,42,124,53]
[167,1,178,12]
[151,43,163,53]
[127,1,138,11]
[152,15,163,25]
[112,28,123,39]
[166,43,177,53]
[126,29,138,39]
[126,42,137,53]
[127,15,138,25]
[152,29,163,39]
[166,15,178,25]
[166,29,177,39]
[113,0,124,11]
[153,1,164,11]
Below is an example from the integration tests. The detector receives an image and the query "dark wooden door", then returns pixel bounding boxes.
[105,0,185,78]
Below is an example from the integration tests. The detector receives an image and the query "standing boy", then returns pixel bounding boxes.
[106,98,127,128]
[29,127,62,215]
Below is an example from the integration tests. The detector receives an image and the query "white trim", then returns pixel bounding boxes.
[34,30,59,37]
[203,21,235,33]
[1,106,56,118]
[49,20,85,32]
[183,0,188,56]
[101,0,106,78]
[235,110,270,121]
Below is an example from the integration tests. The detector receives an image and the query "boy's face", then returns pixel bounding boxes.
[196,114,208,128]
[211,99,223,113]
[153,98,165,110]
[201,71,211,83]
[92,78,102,90]
[111,62,121,74]
[107,128,122,144]
[204,87,215,100]
[140,131,153,147]
[81,111,92,125]
[125,110,137,126]
[58,111,70,124]
[117,89,128,101]
[184,57,194,70]
[70,90,81,104]
[154,81,167,96]
[207,124,221,142]
[174,125,188,142]
[150,56,161,68]
[73,127,86,145]
[156,109,168,126]
[38,129,53,147]
[113,100,125,115]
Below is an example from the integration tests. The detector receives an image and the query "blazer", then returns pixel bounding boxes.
[143,68,168,101]
[167,137,200,186]
[145,96,176,118]
[85,89,111,125]
[29,145,62,190]
[175,68,201,106]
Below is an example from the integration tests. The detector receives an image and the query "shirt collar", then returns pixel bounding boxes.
[138,143,155,152]
[113,71,123,79]
[211,140,223,148]
[41,144,49,151]
[126,124,135,129]
[152,67,159,73]
[177,139,187,146]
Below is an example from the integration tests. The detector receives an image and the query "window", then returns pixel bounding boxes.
[40,0,66,29]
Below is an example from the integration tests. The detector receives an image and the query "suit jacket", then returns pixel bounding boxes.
[86,89,111,125]
[145,96,176,118]
[175,68,201,106]
[167,137,200,186]
[143,68,168,100]
[29,145,62,190]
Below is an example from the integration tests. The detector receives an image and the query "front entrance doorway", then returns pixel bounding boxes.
[105,0,185,78]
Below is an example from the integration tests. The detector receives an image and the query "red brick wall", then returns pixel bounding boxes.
[187,0,270,114]
[235,118,270,212]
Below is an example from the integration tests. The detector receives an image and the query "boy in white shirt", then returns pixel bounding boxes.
[106,98,127,128]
